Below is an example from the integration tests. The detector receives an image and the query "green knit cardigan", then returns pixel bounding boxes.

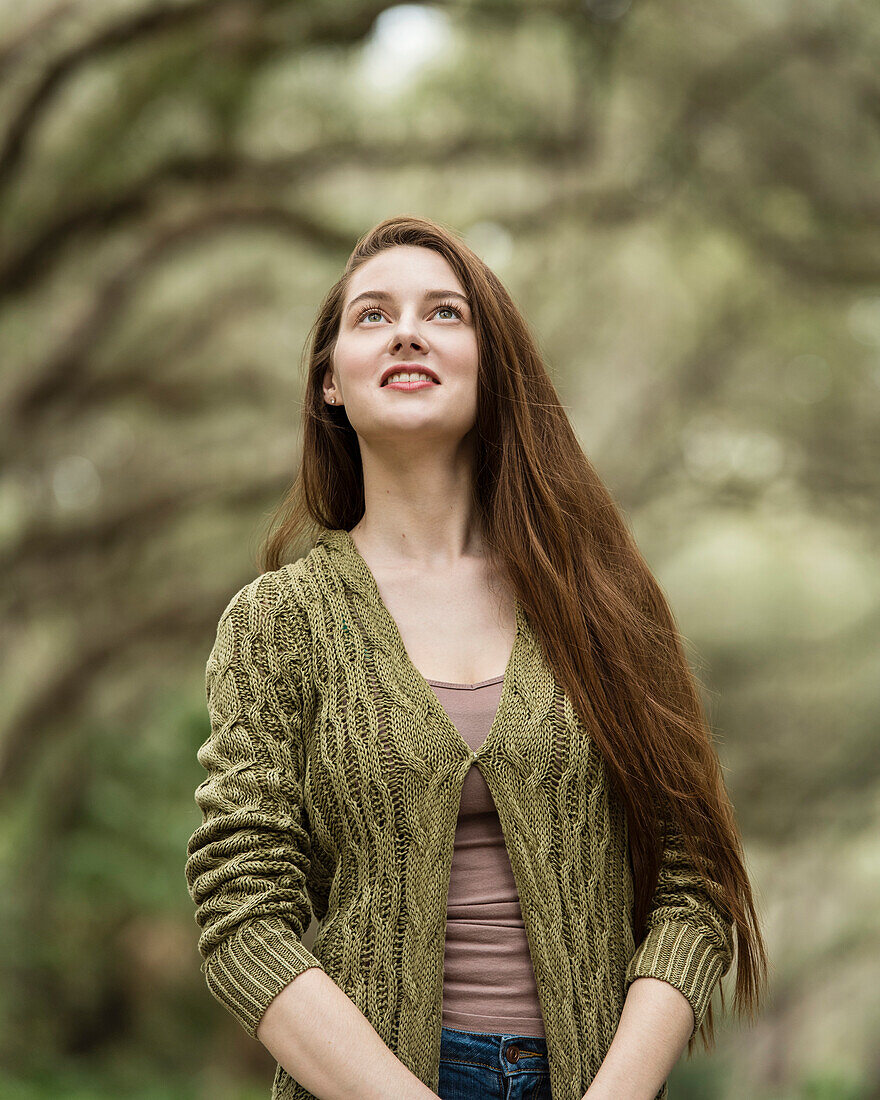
[185,528,734,1100]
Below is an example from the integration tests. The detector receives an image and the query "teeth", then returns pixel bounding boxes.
[384,372,436,385]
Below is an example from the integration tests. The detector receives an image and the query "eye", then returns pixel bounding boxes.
[433,300,464,320]
[355,301,466,324]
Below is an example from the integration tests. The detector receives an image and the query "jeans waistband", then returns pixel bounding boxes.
[440,1025,549,1075]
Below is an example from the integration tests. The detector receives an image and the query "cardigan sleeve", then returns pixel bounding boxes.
[184,575,325,1038]
[623,814,734,1040]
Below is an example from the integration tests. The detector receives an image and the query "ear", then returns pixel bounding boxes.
[321,367,340,406]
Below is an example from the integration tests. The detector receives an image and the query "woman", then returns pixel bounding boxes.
[185,215,768,1100]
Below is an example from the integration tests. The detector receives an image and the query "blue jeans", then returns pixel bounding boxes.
[438,1025,553,1100]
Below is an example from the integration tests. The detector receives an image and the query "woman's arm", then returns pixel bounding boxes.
[257,966,437,1100]
[584,813,735,1098]
[184,579,325,1033]
[185,577,435,1099]
[582,977,693,1100]
[623,814,735,1041]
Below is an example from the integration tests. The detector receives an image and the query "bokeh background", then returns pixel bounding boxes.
[2,1,878,1097]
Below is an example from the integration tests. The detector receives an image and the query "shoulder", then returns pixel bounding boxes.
[213,542,328,637]
[208,555,324,704]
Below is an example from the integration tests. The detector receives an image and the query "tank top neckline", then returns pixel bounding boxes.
[424,674,506,690]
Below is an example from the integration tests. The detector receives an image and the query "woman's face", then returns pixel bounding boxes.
[327,245,479,451]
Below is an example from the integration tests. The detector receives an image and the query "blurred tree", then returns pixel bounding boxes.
[0,0,877,1096]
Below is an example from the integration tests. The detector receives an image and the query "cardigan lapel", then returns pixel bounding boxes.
[313,528,557,766]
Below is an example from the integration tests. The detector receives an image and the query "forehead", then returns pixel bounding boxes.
[345,245,464,299]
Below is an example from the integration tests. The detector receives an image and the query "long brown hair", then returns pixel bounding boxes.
[259,214,768,1054]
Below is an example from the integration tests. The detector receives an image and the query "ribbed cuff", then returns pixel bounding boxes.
[203,915,326,1037]
[624,919,728,1039]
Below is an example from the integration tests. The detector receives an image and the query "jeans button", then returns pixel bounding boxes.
[506,1045,520,1063]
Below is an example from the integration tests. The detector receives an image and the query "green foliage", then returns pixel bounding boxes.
[1,0,878,1094]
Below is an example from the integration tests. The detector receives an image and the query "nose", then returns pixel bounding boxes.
[390,313,426,352]
[392,334,425,353]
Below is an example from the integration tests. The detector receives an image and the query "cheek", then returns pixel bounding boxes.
[441,329,478,363]
[461,332,480,360]
[334,334,377,375]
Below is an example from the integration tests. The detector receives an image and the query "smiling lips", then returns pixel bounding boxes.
[382,370,440,390]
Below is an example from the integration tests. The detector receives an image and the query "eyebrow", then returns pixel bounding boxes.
[345,289,470,313]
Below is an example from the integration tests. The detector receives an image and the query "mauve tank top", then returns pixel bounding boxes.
[425,674,546,1038]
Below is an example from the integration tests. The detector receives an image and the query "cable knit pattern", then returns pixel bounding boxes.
[185,529,734,1100]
